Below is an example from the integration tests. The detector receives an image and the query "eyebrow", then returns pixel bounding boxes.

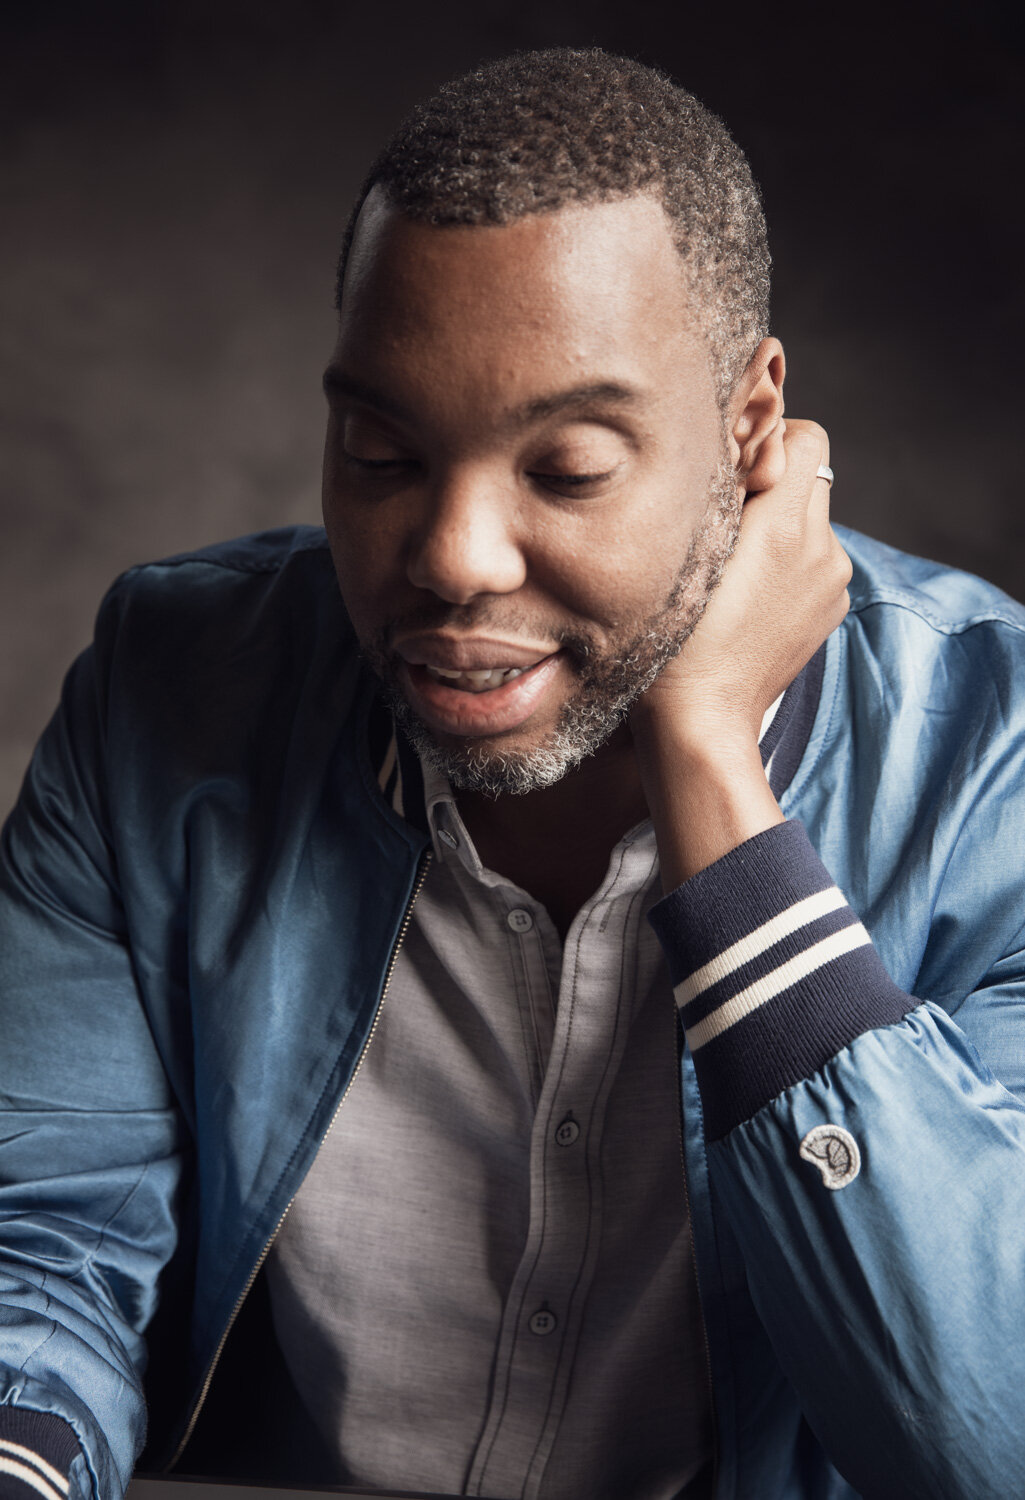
[322,367,411,423]
[514,381,642,426]
[322,366,643,429]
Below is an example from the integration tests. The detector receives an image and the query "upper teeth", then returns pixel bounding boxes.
[427,665,529,692]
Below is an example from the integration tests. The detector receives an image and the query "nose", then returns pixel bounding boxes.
[405,471,527,604]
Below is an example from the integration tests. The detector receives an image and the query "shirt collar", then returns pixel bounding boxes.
[374,644,826,854]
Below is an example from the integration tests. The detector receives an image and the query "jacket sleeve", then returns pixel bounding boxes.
[649,817,1025,1500]
[0,619,186,1500]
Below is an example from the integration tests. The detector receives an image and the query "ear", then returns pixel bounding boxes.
[729,338,786,494]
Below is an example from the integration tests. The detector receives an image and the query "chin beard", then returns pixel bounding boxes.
[370,456,740,798]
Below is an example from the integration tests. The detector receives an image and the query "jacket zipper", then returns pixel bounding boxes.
[168,847,434,1470]
[675,1017,719,1496]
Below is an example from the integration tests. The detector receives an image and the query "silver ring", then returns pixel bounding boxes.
[816,463,834,486]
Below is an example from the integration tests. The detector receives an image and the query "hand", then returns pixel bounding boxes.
[634,418,851,753]
[630,419,851,888]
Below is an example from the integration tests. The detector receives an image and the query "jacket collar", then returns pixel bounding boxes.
[365,641,827,830]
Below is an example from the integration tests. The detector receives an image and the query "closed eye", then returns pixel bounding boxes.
[343,452,417,472]
[528,465,622,495]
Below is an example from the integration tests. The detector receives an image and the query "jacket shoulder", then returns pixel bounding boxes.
[130,524,332,577]
[829,526,1025,771]
[101,524,338,608]
[94,525,354,662]
[84,526,363,778]
[837,524,1025,639]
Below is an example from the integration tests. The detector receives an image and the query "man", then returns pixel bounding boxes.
[2,45,1025,1500]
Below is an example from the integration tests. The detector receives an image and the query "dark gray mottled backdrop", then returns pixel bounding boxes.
[2,0,1022,816]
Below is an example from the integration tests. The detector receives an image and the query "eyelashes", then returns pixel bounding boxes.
[341,452,623,497]
[342,453,414,471]
[530,468,617,486]
[526,466,622,497]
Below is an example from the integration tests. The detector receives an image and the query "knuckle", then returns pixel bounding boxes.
[788,427,821,457]
[788,420,830,465]
[831,536,854,585]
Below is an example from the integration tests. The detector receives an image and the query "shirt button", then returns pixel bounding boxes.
[507,907,534,933]
[437,827,459,850]
[554,1114,580,1147]
[528,1305,557,1336]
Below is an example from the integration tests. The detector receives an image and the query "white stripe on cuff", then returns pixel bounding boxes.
[376,732,397,794]
[674,886,850,1006]
[0,1445,68,1498]
[682,922,873,1052]
[0,1456,66,1500]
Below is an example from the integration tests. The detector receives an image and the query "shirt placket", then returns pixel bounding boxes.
[466,835,657,1500]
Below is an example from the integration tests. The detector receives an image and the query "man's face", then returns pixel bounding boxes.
[323,189,740,795]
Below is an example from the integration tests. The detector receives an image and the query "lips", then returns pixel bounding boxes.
[399,652,565,737]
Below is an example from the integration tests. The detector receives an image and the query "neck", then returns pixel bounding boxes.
[456,727,650,936]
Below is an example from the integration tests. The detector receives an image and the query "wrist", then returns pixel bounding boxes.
[630,684,765,752]
[633,720,764,807]
[635,732,783,890]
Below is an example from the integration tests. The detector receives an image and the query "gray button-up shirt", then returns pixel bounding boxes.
[266,760,716,1499]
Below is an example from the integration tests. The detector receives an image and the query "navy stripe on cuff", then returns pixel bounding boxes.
[0,1410,79,1500]
[765,642,826,799]
[649,819,911,1140]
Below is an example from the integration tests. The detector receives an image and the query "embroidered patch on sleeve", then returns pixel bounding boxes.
[799,1124,861,1189]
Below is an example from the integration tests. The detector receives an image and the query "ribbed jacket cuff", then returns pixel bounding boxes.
[649,820,911,1141]
[0,1410,80,1500]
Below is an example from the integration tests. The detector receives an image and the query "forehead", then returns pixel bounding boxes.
[335,189,712,414]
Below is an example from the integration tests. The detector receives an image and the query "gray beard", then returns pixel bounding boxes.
[370,456,740,798]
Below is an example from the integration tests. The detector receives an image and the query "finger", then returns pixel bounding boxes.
[784,416,830,468]
[777,421,830,516]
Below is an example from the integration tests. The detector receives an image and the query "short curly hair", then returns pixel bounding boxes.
[335,47,771,409]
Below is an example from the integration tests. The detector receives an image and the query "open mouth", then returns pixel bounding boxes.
[425,664,532,693]
[400,653,564,737]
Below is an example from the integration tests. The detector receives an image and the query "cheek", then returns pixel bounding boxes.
[537,506,698,633]
[322,468,406,628]
[322,496,401,638]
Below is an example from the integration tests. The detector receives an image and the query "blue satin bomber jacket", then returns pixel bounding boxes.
[2,523,1025,1500]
